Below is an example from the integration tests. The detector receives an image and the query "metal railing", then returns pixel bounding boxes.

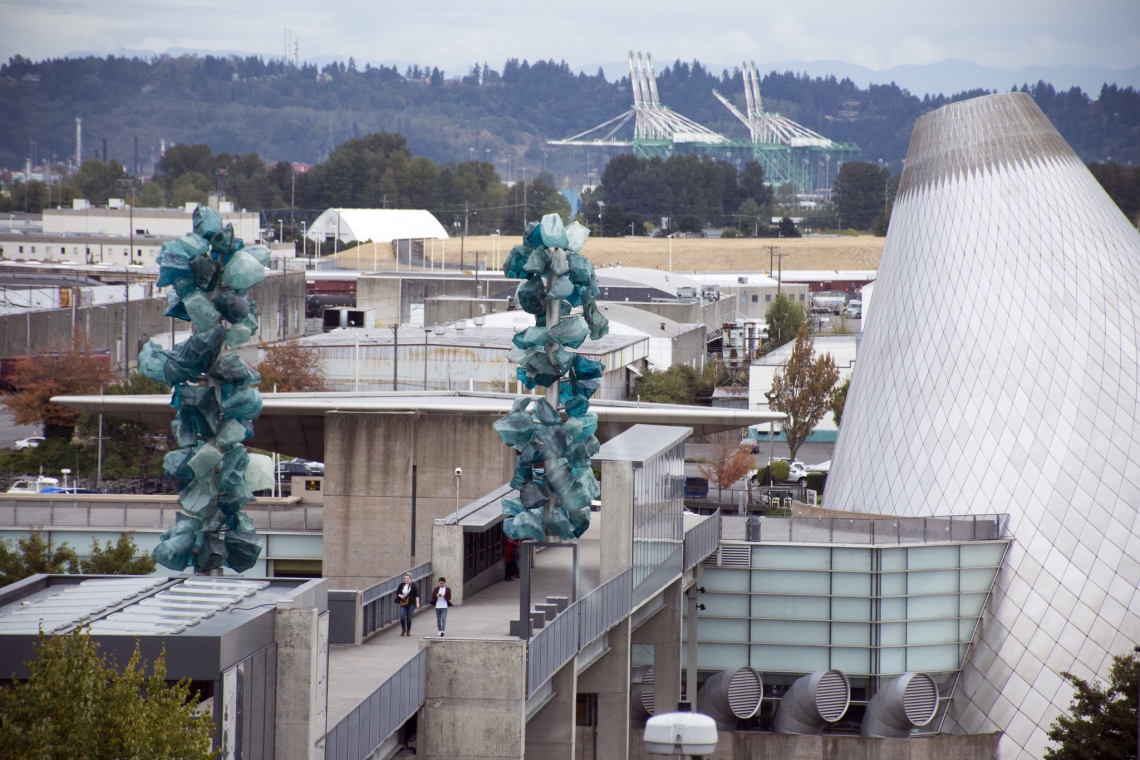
[578,568,633,648]
[322,649,426,760]
[360,562,432,640]
[683,510,721,571]
[720,514,1009,544]
[0,502,323,532]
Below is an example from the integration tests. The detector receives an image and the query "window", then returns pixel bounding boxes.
[18,246,23,254]
[765,294,772,302]
[60,247,66,254]
[30,246,35,254]
[800,294,806,301]
[751,295,758,303]
[123,250,129,256]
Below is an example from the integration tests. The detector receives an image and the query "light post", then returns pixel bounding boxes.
[764,390,777,487]
[301,221,308,268]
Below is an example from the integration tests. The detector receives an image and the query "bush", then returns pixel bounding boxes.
[805,472,827,493]
[771,460,790,481]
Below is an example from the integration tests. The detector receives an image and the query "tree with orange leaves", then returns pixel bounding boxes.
[698,431,755,502]
[1,341,110,439]
[255,341,327,393]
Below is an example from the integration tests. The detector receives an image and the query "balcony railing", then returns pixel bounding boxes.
[683,510,721,571]
[322,649,426,760]
[719,513,1009,544]
[0,500,323,532]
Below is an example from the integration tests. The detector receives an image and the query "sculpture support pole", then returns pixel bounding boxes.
[543,271,561,539]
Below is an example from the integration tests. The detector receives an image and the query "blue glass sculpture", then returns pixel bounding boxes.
[493,215,608,541]
[143,205,265,574]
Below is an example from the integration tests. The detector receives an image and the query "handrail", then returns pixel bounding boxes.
[359,562,432,640]
[684,510,721,571]
[0,502,323,532]
[322,649,426,760]
[720,513,1009,544]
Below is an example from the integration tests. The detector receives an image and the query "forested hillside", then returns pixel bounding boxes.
[2,54,1137,180]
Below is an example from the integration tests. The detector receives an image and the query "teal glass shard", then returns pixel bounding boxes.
[519,441,545,466]
[516,277,546,314]
[512,326,548,350]
[571,376,601,400]
[533,301,570,327]
[213,292,250,324]
[176,325,225,375]
[510,397,533,414]
[218,486,254,516]
[519,480,549,510]
[535,425,570,459]
[156,245,193,287]
[190,255,220,291]
[493,410,535,450]
[153,532,196,571]
[564,394,589,418]
[564,221,590,253]
[537,214,570,250]
[210,353,260,389]
[575,466,601,500]
[194,533,227,573]
[582,297,610,340]
[225,323,253,348]
[564,440,591,470]
[584,435,601,456]
[170,417,198,449]
[173,276,198,299]
[188,442,223,478]
[139,341,170,384]
[504,245,531,279]
[551,346,575,374]
[193,206,223,240]
[177,384,220,437]
[549,249,569,276]
[164,291,190,321]
[225,531,263,573]
[516,366,535,390]
[201,508,228,534]
[545,462,574,495]
[567,253,595,285]
[218,444,249,493]
[567,506,591,537]
[221,387,263,420]
[548,315,589,348]
[532,398,560,425]
[179,475,218,518]
[560,482,591,511]
[221,250,266,292]
[244,453,275,492]
[228,511,255,533]
[504,510,545,541]
[210,223,236,258]
[546,508,575,540]
[573,354,605,380]
[569,412,598,441]
[163,446,196,485]
[523,247,550,275]
[506,346,528,365]
[215,418,250,448]
[521,351,560,388]
[545,276,574,301]
[243,245,272,267]
[502,497,524,516]
[510,459,532,489]
[566,284,584,308]
[183,291,221,332]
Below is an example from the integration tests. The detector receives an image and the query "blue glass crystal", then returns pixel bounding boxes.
[177,384,220,437]
[209,353,260,389]
[164,291,190,321]
[504,510,545,541]
[210,223,237,258]
[545,276,574,301]
[545,462,574,495]
[519,480,549,510]
[244,453,275,492]
[188,442,223,478]
[190,255,219,291]
[183,291,221,332]
[218,486,254,516]
[512,326,548,350]
[564,394,590,418]
[153,532,196,571]
[157,242,194,286]
[564,412,598,441]
[176,325,225,375]
[225,531,263,573]
[565,440,591,470]
[532,398,560,425]
[218,444,249,493]
[221,250,266,292]
[510,459,532,489]
[493,410,535,450]
[179,475,218,518]
[163,446,196,485]
[552,346,575,374]
[228,511,255,533]
[564,221,590,253]
[516,366,536,390]
[225,323,253,348]
[193,533,227,573]
[549,316,589,348]
[504,245,531,279]
[575,466,601,500]
[521,351,560,388]
[546,508,575,540]
[193,206,223,239]
[585,435,601,456]
[537,213,570,250]
[170,418,198,449]
[573,354,605,380]
[567,253,595,285]
[243,245,272,266]
[139,341,170,384]
[535,425,570,459]
[221,387,263,420]
[549,249,569,275]
[501,497,524,516]
[567,506,591,537]
[582,297,610,340]
[519,441,545,466]
[215,418,250,448]
[516,277,546,314]
[523,247,550,275]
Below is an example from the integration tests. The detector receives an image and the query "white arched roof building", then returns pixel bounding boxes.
[307,209,449,245]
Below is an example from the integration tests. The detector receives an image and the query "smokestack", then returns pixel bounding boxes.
[75,118,82,169]
[102,139,107,163]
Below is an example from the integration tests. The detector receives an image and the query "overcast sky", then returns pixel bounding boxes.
[2,0,1137,76]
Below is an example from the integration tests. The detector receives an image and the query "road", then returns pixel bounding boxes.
[0,408,38,448]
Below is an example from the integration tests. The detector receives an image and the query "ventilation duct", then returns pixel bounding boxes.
[860,673,939,738]
[630,665,655,721]
[772,670,850,734]
[696,667,764,728]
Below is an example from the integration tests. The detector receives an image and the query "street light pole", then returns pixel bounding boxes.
[764,390,777,487]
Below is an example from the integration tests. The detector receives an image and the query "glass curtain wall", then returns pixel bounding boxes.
[631,439,685,598]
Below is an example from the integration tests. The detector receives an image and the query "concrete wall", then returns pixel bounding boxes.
[425,297,511,326]
[322,411,514,588]
[614,296,738,332]
[625,730,1001,760]
[358,274,510,326]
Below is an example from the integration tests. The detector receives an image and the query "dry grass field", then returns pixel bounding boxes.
[322,234,885,274]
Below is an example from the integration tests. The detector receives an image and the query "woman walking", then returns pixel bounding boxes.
[430,577,452,636]
[395,573,420,636]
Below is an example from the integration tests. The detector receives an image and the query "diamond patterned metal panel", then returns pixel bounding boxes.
[827,92,1140,760]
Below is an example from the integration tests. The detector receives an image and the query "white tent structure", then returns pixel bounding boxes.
[306,209,450,245]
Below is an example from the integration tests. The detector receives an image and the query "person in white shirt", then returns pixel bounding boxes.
[430,577,452,636]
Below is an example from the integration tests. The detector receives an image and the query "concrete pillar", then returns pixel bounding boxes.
[420,638,527,760]
[577,618,631,760]
[685,584,699,709]
[524,656,577,759]
[323,411,513,587]
[431,522,465,605]
[599,460,634,583]
[631,580,682,715]
[275,605,329,760]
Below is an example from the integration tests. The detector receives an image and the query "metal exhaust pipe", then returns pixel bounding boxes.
[860,673,939,738]
[772,670,850,734]
[696,667,763,729]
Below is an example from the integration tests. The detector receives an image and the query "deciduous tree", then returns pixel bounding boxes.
[698,431,755,501]
[256,342,327,393]
[79,533,157,575]
[1045,650,1138,760]
[764,293,805,349]
[0,533,78,588]
[1,341,110,439]
[830,377,850,427]
[0,629,217,760]
[770,328,840,462]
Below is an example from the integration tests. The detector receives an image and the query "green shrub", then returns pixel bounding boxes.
[805,472,827,492]
[771,460,790,481]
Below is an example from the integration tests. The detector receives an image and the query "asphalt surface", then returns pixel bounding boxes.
[0,408,38,448]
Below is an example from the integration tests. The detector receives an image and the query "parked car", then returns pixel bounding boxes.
[786,461,809,488]
[277,458,324,477]
[740,438,760,454]
[684,477,709,499]
[14,436,44,451]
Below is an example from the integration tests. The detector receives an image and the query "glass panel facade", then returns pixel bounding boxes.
[631,439,684,595]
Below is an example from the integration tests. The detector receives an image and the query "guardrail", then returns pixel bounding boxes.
[322,649,426,760]
[720,514,1009,544]
[683,510,721,571]
[0,501,323,532]
[360,562,433,640]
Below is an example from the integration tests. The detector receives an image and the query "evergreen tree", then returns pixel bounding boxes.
[1046,650,1139,760]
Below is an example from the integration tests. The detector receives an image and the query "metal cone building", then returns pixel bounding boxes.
[826,92,1140,759]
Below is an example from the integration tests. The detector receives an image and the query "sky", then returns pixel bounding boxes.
[2,0,1137,79]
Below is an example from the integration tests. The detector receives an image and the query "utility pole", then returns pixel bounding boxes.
[522,170,528,229]
[774,251,788,296]
[117,177,136,380]
[392,325,400,391]
[767,245,778,276]
[460,201,468,270]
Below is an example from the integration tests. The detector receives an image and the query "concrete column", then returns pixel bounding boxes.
[323,411,513,587]
[431,522,465,605]
[577,618,631,760]
[525,656,577,759]
[420,638,527,760]
[599,460,634,584]
[631,580,682,715]
[685,584,698,709]
[275,605,329,760]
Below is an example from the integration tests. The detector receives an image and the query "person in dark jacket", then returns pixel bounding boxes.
[396,573,420,636]
[430,577,452,636]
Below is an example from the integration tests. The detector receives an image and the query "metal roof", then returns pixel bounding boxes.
[591,424,692,465]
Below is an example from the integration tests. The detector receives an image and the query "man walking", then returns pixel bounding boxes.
[431,577,452,636]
